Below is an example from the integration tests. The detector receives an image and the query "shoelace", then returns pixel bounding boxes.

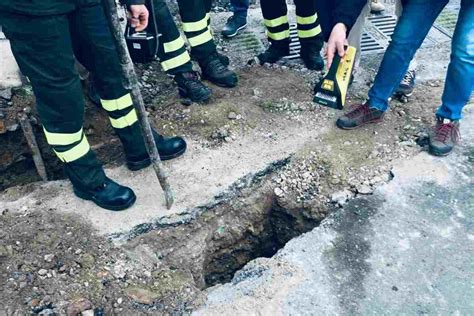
[434,122,460,143]
[207,55,227,72]
[347,103,372,119]
[401,70,415,86]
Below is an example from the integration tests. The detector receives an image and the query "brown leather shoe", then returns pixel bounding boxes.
[336,102,385,130]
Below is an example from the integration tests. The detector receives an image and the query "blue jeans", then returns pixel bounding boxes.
[368,0,474,120]
[231,0,249,18]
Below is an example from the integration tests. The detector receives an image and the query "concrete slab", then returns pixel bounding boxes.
[0,120,324,236]
[195,106,474,315]
[0,39,22,89]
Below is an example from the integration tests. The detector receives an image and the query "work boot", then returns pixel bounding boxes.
[336,102,385,130]
[174,71,212,103]
[300,39,325,71]
[370,0,385,13]
[222,15,247,38]
[429,117,461,157]
[218,53,230,67]
[126,129,187,171]
[395,69,416,97]
[73,178,136,211]
[257,39,290,65]
[199,52,238,88]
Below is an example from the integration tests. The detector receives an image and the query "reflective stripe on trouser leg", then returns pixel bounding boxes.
[101,93,139,129]
[43,127,91,163]
[260,0,290,42]
[294,0,322,40]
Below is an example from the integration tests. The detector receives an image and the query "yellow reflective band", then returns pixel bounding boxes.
[54,135,90,163]
[109,109,138,129]
[267,29,290,41]
[206,12,210,21]
[161,51,191,71]
[182,16,208,32]
[188,29,213,47]
[264,16,288,28]
[43,127,83,146]
[296,14,318,25]
[101,93,133,112]
[164,36,185,53]
[298,25,322,38]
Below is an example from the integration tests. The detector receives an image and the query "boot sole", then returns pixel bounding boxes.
[73,188,136,211]
[127,144,187,171]
[336,117,384,130]
[223,24,247,38]
[428,145,452,157]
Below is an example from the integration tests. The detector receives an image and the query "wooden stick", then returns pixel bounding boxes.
[103,0,174,209]
[18,114,48,182]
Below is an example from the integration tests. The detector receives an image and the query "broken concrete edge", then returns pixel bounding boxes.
[109,156,293,242]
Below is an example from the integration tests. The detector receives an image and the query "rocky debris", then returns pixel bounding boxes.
[125,287,158,305]
[331,189,354,206]
[0,88,12,100]
[66,298,92,316]
[227,111,238,120]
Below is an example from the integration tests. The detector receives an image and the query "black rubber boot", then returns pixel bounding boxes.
[257,39,290,65]
[300,39,324,71]
[174,71,212,103]
[199,52,238,88]
[126,129,187,171]
[73,177,136,211]
[218,52,230,67]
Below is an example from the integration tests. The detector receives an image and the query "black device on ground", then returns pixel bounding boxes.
[313,46,356,110]
[125,0,160,63]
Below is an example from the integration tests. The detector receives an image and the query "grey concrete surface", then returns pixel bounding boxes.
[0,39,22,89]
[195,106,474,315]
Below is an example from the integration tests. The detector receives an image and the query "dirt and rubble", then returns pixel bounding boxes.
[0,3,459,314]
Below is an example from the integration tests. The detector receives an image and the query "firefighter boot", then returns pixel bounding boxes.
[174,71,212,103]
[126,128,187,171]
[73,177,136,211]
[257,39,290,65]
[300,39,324,71]
[199,52,238,88]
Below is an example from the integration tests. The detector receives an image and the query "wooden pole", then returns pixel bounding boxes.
[18,113,48,182]
[103,0,174,209]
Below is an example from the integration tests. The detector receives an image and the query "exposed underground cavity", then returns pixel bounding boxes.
[122,158,331,289]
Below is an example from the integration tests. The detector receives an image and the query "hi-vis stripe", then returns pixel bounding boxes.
[101,93,133,112]
[43,127,83,146]
[164,36,185,53]
[188,29,212,47]
[264,15,288,28]
[161,51,191,71]
[109,109,138,129]
[297,25,322,38]
[296,14,318,25]
[182,13,210,32]
[54,135,90,163]
[267,29,290,41]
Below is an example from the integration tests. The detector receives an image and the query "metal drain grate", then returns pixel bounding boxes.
[360,32,385,55]
[228,30,265,55]
[368,15,398,37]
[434,8,459,38]
[285,23,301,60]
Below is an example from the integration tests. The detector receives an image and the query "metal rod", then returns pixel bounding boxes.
[18,114,48,182]
[103,0,174,209]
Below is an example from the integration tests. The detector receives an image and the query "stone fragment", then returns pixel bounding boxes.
[66,298,92,316]
[125,287,158,305]
[228,111,237,120]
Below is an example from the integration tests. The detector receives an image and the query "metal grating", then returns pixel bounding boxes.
[368,15,398,37]
[228,30,265,55]
[360,32,385,55]
[285,23,301,60]
[434,8,459,38]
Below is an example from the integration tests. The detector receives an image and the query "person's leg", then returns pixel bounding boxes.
[336,0,448,130]
[152,0,212,102]
[1,13,106,191]
[429,0,474,156]
[222,0,249,38]
[294,0,324,70]
[177,0,238,87]
[70,2,186,167]
[367,0,448,111]
[394,0,417,98]
[257,0,290,64]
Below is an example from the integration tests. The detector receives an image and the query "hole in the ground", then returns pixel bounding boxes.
[202,195,324,288]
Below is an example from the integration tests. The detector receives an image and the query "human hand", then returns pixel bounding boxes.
[128,4,149,32]
[326,23,348,70]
